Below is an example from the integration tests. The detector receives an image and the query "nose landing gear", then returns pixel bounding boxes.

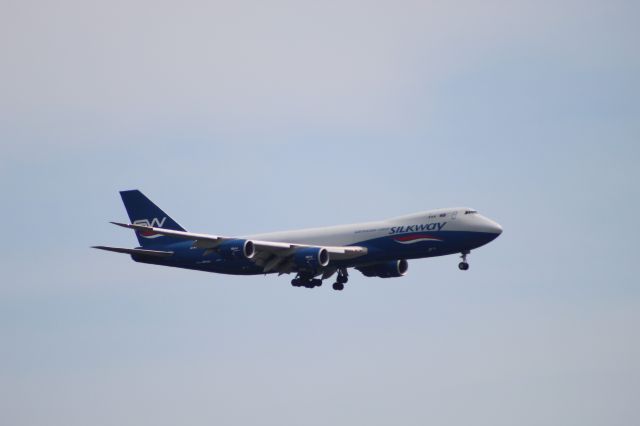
[458,251,470,271]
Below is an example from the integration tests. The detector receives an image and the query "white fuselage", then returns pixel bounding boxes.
[248,207,502,247]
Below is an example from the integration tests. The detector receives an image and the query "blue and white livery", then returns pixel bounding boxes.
[94,190,503,290]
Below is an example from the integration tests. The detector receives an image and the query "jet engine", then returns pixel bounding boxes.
[217,239,255,260]
[358,259,408,278]
[293,247,329,271]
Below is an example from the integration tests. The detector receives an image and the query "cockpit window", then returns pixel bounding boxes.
[464,210,478,215]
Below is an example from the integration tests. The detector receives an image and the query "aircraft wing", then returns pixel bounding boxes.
[111,222,367,272]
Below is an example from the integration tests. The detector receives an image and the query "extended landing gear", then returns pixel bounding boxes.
[332,268,348,291]
[291,268,348,291]
[306,279,322,288]
[458,251,470,271]
[291,276,323,289]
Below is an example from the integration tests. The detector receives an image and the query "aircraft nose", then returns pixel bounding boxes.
[490,220,503,235]
[480,216,503,236]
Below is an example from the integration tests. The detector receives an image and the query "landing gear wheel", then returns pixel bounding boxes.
[458,251,470,271]
[332,282,344,291]
[300,278,322,288]
[291,278,302,287]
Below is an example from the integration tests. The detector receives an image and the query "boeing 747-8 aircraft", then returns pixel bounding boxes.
[94,190,502,290]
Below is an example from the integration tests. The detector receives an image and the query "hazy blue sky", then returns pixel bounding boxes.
[1,1,638,425]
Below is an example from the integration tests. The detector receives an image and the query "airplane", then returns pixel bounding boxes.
[94,190,503,291]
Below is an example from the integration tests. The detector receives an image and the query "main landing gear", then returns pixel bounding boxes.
[291,268,349,291]
[291,276,323,289]
[332,268,348,291]
[458,251,470,271]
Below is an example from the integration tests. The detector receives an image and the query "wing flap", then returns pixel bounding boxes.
[252,242,367,259]
[322,246,368,260]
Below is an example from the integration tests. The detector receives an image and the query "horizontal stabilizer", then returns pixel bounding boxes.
[92,246,174,258]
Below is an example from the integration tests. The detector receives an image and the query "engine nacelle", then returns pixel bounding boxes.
[217,239,255,260]
[358,259,408,278]
[293,247,329,271]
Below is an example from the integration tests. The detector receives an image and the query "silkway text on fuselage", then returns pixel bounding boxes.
[389,222,447,235]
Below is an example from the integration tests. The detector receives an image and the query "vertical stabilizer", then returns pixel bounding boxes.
[119,190,186,247]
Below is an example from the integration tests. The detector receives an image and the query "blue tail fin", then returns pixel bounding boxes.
[119,190,186,247]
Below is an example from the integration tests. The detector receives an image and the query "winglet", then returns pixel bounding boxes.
[110,221,152,232]
[110,221,131,228]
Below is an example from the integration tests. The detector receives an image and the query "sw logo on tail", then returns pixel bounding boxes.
[133,217,167,238]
